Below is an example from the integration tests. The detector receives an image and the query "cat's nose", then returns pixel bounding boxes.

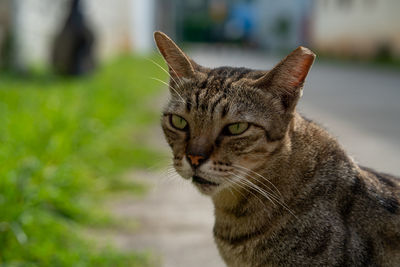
[187,154,205,168]
[186,136,213,168]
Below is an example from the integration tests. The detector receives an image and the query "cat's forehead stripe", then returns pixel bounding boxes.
[221,103,229,118]
[209,93,225,115]
[185,99,191,112]
[195,89,201,110]
[190,88,229,118]
[172,66,259,119]
[189,67,247,116]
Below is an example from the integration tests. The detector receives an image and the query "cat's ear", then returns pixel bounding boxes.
[252,46,315,111]
[154,31,196,80]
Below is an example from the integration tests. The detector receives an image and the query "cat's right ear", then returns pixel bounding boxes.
[154,31,196,80]
[251,46,316,112]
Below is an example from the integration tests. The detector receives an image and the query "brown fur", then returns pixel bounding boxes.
[154,31,400,266]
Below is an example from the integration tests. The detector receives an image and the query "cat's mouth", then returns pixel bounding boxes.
[192,175,219,186]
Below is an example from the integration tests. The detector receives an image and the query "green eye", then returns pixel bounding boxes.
[227,122,249,135]
[171,115,188,130]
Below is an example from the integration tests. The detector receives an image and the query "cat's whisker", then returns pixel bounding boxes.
[228,172,272,210]
[226,186,235,198]
[149,77,186,104]
[151,51,187,88]
[245,179,298,219]
[233,168,281,200]
[159,175,174,185]
[165,172,181,179]
[147,166,174,180]
[145,57,185,89]
[239,176,296,215]
[222,176,274,223]
[230,172,278,208]
[162,164,180,175]
[228,182,248,200]
[161,167,176,175]
[147,56,194,106]
[164,172,179,180]
[164,171,177,178]
[165,168,180,177]
[229,172,298,219]
[232,174,287,213]
[162,167,192,190]
[162,172,183,186]
[233,164,283,198]
[238,174,297,218]
[225,177,267,211]
[165,167,175,172]
[145,161,170,172]
[165,63,187,89]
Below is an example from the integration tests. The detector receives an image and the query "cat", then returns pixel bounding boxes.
[154,31,400,267]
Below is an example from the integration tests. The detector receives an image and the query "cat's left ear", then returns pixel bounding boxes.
[154,31,197,81]
[252,46,315,112]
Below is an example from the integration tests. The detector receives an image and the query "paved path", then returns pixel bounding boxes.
[105,48,400,267]
[106,169,223,267]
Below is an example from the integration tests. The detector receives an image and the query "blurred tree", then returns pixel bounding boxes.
[51,0,95,76]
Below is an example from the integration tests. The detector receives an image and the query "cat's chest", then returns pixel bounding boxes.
[214,234,265,267]
[212,212,308,267]
[213,215,277,267]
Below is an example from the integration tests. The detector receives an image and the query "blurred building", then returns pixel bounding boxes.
[159,0,313,51]
[158,0,400,59]
[1,0,155,69]
[2,0,399,69]
[312,0,400,58]
[253,0,312,51]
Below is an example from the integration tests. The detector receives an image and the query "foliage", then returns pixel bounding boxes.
[0,55,167,266]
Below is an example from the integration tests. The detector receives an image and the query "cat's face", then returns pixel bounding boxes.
[154,31,315,196]
[161,69,289,195]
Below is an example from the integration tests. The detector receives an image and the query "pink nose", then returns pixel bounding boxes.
[187,155,204,166]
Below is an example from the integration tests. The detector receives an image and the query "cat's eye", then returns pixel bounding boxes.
[170,114,188,130]
[226,122,249,135]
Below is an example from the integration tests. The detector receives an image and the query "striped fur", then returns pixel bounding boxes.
[155,31,400,266]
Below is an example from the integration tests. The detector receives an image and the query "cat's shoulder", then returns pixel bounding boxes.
[360,165,400,189]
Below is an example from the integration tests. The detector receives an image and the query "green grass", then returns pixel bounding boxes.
[0,54,167,266]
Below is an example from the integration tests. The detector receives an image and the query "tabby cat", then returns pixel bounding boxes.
[154,31,400,266]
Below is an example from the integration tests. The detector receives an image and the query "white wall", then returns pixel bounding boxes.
[312,0,400,57]
[86,0,136,58]
[131,0,156,54]
[11,0,153,68]
[12,0,66,68]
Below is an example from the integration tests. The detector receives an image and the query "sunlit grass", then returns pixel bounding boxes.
[0,54,167,266]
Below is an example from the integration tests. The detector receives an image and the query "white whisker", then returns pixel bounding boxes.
[233,168,281,200]
[227,172,270,210]
[145,57,185,89]
[149,77,186,104]
[165,63,187,88]
[233,164,283,198]
[230,172,277,207]
[229,172,298,219]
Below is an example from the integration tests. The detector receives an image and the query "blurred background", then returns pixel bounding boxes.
[0,0,399,266]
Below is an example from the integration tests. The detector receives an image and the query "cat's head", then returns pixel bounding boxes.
[154,31,315,196]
